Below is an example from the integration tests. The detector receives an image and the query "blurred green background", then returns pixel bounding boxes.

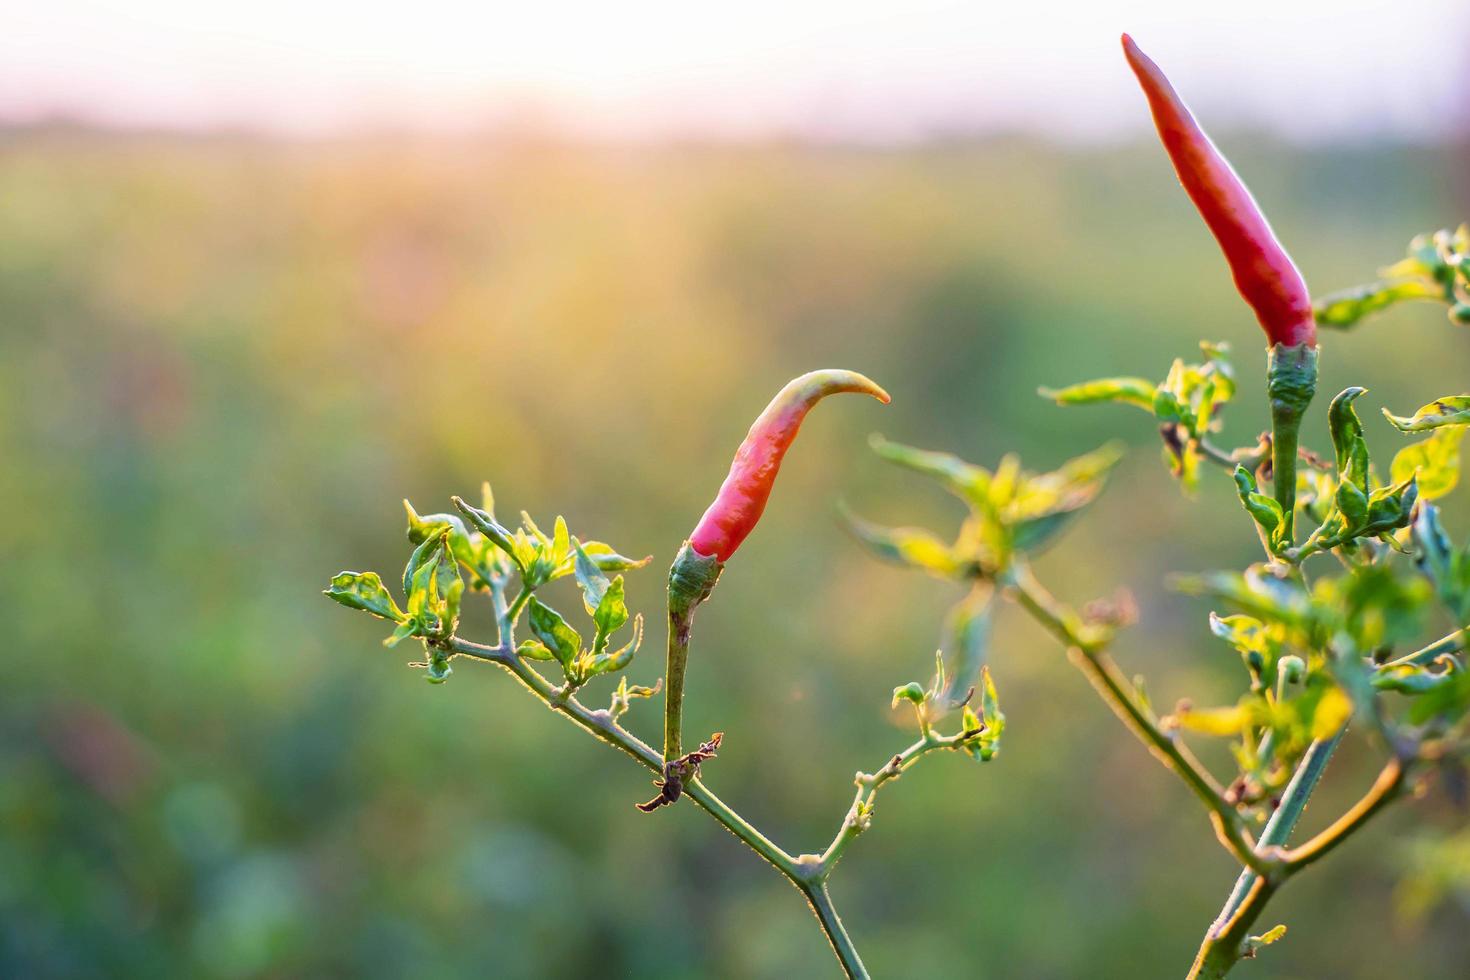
[3,131,1468,978]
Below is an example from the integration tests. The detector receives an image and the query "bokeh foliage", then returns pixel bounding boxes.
[2,131,1468,977]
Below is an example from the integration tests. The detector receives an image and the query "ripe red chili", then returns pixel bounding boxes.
[688,369,890,562]
[1122,34,1316,348]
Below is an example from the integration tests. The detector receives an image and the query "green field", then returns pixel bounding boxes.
[3,131,1467,977]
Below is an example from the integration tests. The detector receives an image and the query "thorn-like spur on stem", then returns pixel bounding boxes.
[637,732,724,813]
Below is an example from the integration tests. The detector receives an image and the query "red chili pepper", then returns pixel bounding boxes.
[688,369,890,562]
[1122,34,1316,348]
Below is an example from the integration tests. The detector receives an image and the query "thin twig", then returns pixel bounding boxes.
[1004,560,1271,874]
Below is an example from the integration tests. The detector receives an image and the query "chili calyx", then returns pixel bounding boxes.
[1122,33,1316,349]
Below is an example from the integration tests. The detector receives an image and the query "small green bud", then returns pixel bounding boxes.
[1279,655,1306,685]
[891,682,928,708]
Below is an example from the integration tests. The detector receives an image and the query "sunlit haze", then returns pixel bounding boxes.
[3,0,1468,141]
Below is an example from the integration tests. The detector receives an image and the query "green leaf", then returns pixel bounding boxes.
[1199,340,1236,402]
[608,674,661,719]
[1391,428,1463,500]
[551,515,572,569]
[403,503,481,582]
[1038,377,1155,411]
[579,541,653,571]
[1314,280,1442,329]
[521,511,551,546]
[593,576,630,648]
[1173,701,1257,738]
[839,504,965,579]
[527,597,582,668]
[868,435,990,504]
[1152,386,1188,427]
[1208,612,1275,690]
[587,613,643,676]
[572,541,611,615]
[1404,664,1470,725]
[1373,664,1459,695]
[1233,466,1284,542]
[1173,565,1315,632]
[512,530,548,582]
[1412,503,1455,583]
[1008,443,1124,553]
[402,527,449,597]
[1383,395,1470,433]
[962,666,1004,761]
[1208,612,1278,658]
[1334,479,1369,530]
[979,665,1002,733]
[1411,504,1470,621]
[442,577,464,634]
[325,571,406,622]
[403,500,472,550]
[453,497,523,572]
[516,639,558,661]
[424,653,452,685]
[1243,925,1288,955]
[1308,685,1352,740]
[383,620,417,648]
[1363,476,1420,535]
[1332,563,1432,650]
[1328,387,1370,491]
[1158,433,1201,492]
[941,585,992,709]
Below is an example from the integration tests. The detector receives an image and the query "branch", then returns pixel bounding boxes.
[1189,735,1412,977]
[813,725,985,878]
[1279,755,1409,871]
[1379,628,1467,670]
[1197,436,1267,473]
[1188,875,1278,980]
[802,881,869,980]
[449,636,804,881]
[1003,560,1271,875]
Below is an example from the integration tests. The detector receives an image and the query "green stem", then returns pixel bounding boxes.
[1188,876,1277,980]
[503,587,532,636]
[662,543,723,764]
[1379,628,1467,670]
[1265,343,1318,545]
[1005,561,1268,873]
[1197,437,1267,473]
[1270,418,1300,542]
[447,634,879,974]
[1280,755,1407,871]
[802,881,869,980]
[1190,732,1341,977]
[815,728,977,876]
[665,606,692,763]
[451,636,801,872]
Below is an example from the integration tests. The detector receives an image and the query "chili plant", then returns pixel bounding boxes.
[326,370,1004,978]
[848,35,1469,978]
[324,35,1470,979]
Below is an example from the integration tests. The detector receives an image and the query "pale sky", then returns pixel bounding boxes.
[1,0,1466,141]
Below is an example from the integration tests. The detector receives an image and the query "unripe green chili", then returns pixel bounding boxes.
[660,369,889,766]
[1122,34,1316,349]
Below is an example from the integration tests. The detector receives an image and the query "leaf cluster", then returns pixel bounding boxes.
[1315,225,1470,329]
